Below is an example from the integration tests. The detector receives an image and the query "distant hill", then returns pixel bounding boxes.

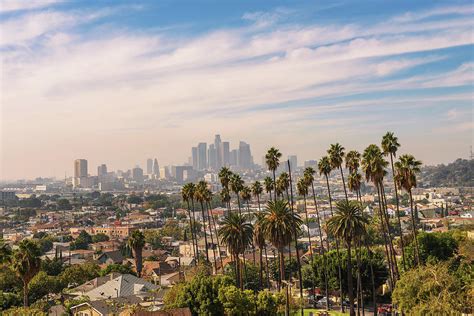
[421,158,473,187]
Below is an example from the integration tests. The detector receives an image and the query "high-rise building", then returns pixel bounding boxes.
[97,164,107,178]
[288,155,298,171]
[73,159,88,188]
[197,142,207,170]
[304,160,317,168]
[153,159,160,176]
[238,141,253,170]
[146,158,153,174]
[74,159,88,178]
[208,144,217,170]
[172,166,194,183]
[230,149,238,166]
[222,141,230,167]
[191,147,198,170]
[159,166,170,180]
[132,166,144,183]
[214,134,222,170]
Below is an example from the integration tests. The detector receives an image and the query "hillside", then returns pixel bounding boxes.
[421,158,474,187]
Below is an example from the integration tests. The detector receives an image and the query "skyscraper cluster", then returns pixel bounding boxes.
[191,134,254,171]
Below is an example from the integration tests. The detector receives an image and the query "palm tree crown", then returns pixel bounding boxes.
[263,177,274,195]
[327,201,368,245]
[328,143,345,170]
[265,147,282,172]
[394,154,422,192]
[318,156,332,177]
[251,181,263,198]
[219,213,253,258]
[345,150,361,174]
[381,132,400,157]
[219,167,233,189]
[230,173,244,196]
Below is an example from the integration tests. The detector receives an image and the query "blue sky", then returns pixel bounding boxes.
[1,0,473,179]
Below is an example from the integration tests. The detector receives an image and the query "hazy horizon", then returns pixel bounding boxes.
[1,0,473,180]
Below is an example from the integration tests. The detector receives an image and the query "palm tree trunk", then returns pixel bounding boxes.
[206,203,218,274]
[208,202,224,274]
[326,175,345,312]
[272,170,277,201]
[23,280,29,307]
[356,240,363,316]
[279,249,290,316]
[311,182,329,309]
[347,239,355,316]
[191,199,199,262]
[375,184,394,290]
[186,200,197,263]
[264,245,271,290]
[200,201,210,262]
[340,166,349,202]
[409,190,420,266]
[365,242,377,316]
[390,154,406,271]
[247,201,257,266]
[287,161,304,316]
[303,194,316,307]
[380,184,399,281]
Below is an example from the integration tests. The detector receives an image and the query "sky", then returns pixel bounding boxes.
[1,0,473,180]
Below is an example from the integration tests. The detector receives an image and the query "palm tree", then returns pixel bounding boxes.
[297,178,316,306]
[0,239,11,264]
[253,212,268,289]
[206,188,223,274]
[265,147,282,201]
[230,173,244,216]
[219,212,253,290]
[12,239,41,306]
[348,172,363,201]
[251,181,263,211]
[128,230,145,277]
[220,188,231,212]
[319,156,344,310]
[277,172,290,200]
[345,150,361,174]
[259,200,302,316]
[328,143,348,201]
[395,154,422,266]
[182,183,198,262]
[219,167,233,190]
[361,145,398,286]
[195,181,210,262]
[241,185,256,265]
[303,167,329,309]
[264,176,274,201]
[327,201,369,316]
[382,132,406,270]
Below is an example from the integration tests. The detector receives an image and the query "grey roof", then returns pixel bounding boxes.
[85,273,158,301]
[70,272,122,294]
[98,250,124,263]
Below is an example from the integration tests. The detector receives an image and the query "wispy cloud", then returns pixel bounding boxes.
[0,0,63,13]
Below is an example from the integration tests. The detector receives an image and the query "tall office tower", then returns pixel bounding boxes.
[288,155,298,171]
[74,159,88,178]
[197,142,207,170]
[214,134,222,170]
[132,166,144,183]
[97,164,107,178]
[304,160,317,168]
[238,141,253,170]
[230,149,239,166]
[191,147,198,170]
[146,158,153,174]
[222,141,230,166]
[208,144,217,170]
[153,159,160,176]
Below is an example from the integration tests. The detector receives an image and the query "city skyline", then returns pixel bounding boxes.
[2,1,473,180]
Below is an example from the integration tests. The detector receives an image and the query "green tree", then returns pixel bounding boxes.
[57,199,72,210]
[91,233,109,243]
[11,240,42,307]
[59,262,100,287]
[256,290,284,316]
[218,284,255,315]
[265,147,282,201]
[27,271,64,304]
[263,177,274,201]
[392,262,472,314]
[128,230,145,277]
[328,143,348,200]
[100,263,136,276]
[70,230,92,250]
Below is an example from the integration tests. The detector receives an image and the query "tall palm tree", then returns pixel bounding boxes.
[328,143,348,201]
[303,167,329,310]
[220,187,231,212]
[319,156,344,310]
[297,178,316,306]
[382,132,406,270]
[219,167,233,190]
[12,239,41,307]
[345,150,361,174]
[259,200,302,316]
[241,185,256,265]
[230,173,244,216]
[219,212,253,290]
[0,239,12,264]
[251,181,263,211]
[264,176,274,201]
[128,230,145,277]
[182,183,198,262]
[265,147,282,201]
[206,188,223,274]
[361,145,398,286]
[327,201,369,316]
[195,181,210,262]
[277,172,290,200]
[253,212,268,290]
[395,154,422,266]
